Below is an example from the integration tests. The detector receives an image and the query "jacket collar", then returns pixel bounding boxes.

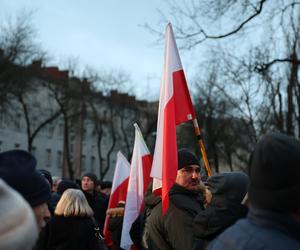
[170,183,202,197]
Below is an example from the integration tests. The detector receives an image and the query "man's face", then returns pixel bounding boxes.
[176,165,201,191]
[32,203,51,231]
[52,179,62,193]
[81,176,95,193]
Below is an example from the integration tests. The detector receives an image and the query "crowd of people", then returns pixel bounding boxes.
[0,132,299,249]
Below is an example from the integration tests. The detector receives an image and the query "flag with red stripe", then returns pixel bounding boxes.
[120,123,152,250]
[150,23,196,214]
[103,151,130,246]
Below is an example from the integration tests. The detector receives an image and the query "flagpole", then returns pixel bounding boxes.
[192,118,212,177]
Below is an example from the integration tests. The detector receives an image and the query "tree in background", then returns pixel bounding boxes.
[148,0,300,172]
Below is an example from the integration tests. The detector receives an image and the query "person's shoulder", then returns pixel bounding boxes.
[207,217,300,250]
[207,219,257,250]
[147,202,165,226]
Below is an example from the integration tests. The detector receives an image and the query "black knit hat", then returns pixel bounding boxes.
[178,149,200,170]
[57,180,79,195]
[82,172,97,185]
[248,132,300,211]
[38,169,53,188]
[0,150,51,207]
[100,181,112,189]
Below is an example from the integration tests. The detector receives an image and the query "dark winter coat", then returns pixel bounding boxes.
[84,191,108,232]
[108,208,125,250]
[207,206,300,250]
[145,184,204,250]
[193,199,247,249]
[193,172,248,249]
[42,216,97,250]
[48,192,61,215]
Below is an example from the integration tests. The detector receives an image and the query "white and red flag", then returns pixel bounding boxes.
[103,151,130,246]
[120,123,152,250]
[150,23,196,214]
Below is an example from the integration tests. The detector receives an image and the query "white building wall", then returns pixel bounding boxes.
[0,77,154,181]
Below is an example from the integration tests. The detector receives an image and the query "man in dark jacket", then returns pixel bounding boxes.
[81,173,108,233]
[193,172,249,249]
[207,132,300,250]
[146,149,205,250]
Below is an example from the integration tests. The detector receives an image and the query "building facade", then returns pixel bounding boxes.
[0,61,157,180]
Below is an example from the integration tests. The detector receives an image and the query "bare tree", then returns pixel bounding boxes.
[0,11,45,108]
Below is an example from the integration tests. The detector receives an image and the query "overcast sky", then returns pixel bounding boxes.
[1,0,190,100]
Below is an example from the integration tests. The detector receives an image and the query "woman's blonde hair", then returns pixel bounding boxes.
[55,189,94,217]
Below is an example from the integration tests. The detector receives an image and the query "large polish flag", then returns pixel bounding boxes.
[120,123,152,250]
[103,151,130,246]
[150,23,196,214]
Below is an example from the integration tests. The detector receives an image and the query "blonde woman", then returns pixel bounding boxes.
[42,189,101,250]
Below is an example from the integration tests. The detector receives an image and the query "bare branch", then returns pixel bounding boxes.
[255,58,300,72]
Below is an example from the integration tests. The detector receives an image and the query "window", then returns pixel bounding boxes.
[70,143,74,154]
[81,155,86,170]
[83,127,87,140]
[59,123,64,136]
[91,145,96,154]
[15,114,22,130]
[57,151,62,169]
[46,149,52,168]
[31,146,36,157]
[47,125,54,137]
[31,117,37,131]
[91,156,95,172]
[0,113,4,128]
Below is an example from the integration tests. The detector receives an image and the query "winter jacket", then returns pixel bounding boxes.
[84,191,108,232]
[193,172,248,249]
[193,199,247,249]
[146,184,204,250]
[41,216,97,250]
[107,207,125,250]
[207,206,300,250]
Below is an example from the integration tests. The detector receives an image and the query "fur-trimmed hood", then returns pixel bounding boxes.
[106,207,125,217]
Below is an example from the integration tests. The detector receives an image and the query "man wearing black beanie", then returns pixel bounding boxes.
[146,149,205,250]
[81,172,108,233]
[208,132,300,250]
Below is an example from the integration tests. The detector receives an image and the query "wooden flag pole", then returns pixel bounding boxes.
[192,118,212,177]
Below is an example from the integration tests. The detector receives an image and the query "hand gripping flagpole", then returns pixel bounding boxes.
[192,118,212,177]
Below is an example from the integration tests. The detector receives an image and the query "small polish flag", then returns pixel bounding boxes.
[103,151,130,246]
[120,123,152,250]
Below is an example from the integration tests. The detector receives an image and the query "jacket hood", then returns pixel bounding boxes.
[193,202,247,239]
[207,172,249,204]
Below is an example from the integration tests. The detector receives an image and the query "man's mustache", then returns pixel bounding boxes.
[189,179,200,185]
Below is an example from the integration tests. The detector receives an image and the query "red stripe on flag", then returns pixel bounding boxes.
[173,70,195,124]
[108,178,129,209]
[160,70,195,214]
[103,178,129,245]
[162,95,177,214]
[142,154,152,193]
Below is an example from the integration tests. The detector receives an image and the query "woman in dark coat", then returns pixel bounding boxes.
[42,189,99,250]
[193,172,249,250]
